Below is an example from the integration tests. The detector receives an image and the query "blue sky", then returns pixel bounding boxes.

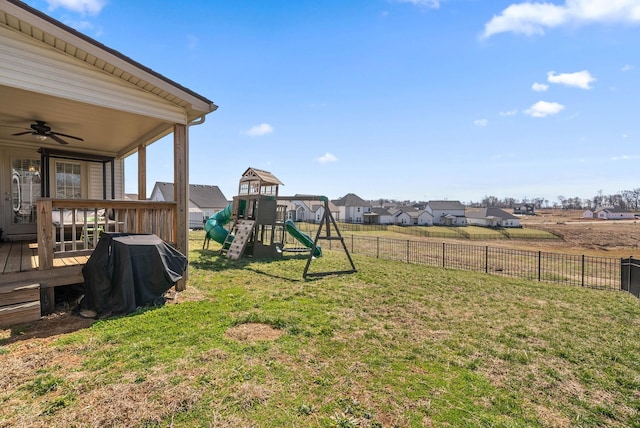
[23,0,640,204]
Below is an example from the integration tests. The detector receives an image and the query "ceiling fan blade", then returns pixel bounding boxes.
[11,131,33,136]
[50,131,84,141]
[49,134,69,145]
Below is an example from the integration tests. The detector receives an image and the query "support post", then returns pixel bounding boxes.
[137,144,147,200]
[174,124,189,290]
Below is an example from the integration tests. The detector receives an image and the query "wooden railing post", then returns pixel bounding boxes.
[37,199,53,271]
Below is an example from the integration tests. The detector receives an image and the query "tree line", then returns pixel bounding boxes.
[468,188,640,211]
[368,188,640,211]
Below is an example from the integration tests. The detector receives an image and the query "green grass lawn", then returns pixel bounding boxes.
[1,233,639,427]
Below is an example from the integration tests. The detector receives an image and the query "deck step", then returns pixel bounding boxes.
[0,283,41,327]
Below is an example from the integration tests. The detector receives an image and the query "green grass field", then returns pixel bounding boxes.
[1,232,638,427]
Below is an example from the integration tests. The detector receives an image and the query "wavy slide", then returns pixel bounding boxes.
[285,219,322,257]
[204,203,233,244]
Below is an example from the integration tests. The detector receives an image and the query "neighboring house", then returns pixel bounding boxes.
[466,207,521,228]
[414,209,434,226]
[595,208,635,220]
[428,200,467,226]
[583,210,594,219]
[395,209,412,225]
[331,193,372,223]
[513,203,535,215]
[150,182,228,229]
[0,0,217,315]
[365,207,395,225]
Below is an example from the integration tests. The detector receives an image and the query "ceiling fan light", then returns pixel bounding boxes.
[34,134,47,141]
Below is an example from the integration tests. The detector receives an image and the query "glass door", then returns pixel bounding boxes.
[3,157,41,237]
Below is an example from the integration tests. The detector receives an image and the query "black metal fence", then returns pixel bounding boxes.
[290,233,623,292]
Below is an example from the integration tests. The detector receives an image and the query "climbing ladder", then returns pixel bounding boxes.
[220,220,255,260]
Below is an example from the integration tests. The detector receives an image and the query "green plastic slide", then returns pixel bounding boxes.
[204,203,233,244]
[285,219,322,257]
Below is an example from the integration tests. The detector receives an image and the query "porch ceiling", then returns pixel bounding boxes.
[0,0,216,159]
[0,84,169,157]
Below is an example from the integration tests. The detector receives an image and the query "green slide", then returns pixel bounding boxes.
[204,203,233,244]
[285,219,322,257]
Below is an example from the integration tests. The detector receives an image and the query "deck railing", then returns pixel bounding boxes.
[36,198,177,270]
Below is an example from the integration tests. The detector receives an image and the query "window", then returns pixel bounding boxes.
[55,161,82,199]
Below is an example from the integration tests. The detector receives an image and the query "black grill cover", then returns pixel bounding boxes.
[81,233,188,317]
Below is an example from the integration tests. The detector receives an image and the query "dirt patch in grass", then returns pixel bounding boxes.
[224,323,284,343]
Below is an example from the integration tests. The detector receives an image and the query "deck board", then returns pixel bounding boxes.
[0,240,86,275]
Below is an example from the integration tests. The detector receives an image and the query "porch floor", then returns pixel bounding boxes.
[0,240,88,275]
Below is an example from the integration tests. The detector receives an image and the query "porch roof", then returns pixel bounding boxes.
[0,0,217,158]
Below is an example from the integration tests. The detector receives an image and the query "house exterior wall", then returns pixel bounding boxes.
[345,206,367,223]
[397,213,411,225]
[417,212,433,226]
[87,159,124,200]
[0,25,187,125]
[500,218,520,227]
[432,209,466,225]
[466,217,488,227]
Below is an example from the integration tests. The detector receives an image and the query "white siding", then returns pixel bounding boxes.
[87,159,124,199]
[0,25,187,124]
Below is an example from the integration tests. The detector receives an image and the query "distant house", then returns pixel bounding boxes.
[428,200,467,226]
[594,208,635,220]
[392,207,433,226]
[288,198,339,223]
[365,207,395,225]
[331,193,372,223]
[150,182,228,229]
[466,207,521,228]
[513,203,535,215]
[583,210,594,219]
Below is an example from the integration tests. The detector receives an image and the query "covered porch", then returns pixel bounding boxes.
[0,0,217,325]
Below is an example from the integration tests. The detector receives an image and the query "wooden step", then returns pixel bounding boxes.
[0,283,41,327]
[0,283,40,306]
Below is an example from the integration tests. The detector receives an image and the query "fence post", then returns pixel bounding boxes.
[407,240,410,263]
[538,251,541,282]
[442,242,446,268]
[485,246,488,273]
[351,234,354,253]
[376,236,379,259]
[581,254,585,287]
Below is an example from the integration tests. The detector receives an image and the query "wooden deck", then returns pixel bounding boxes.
[0,240,88,275]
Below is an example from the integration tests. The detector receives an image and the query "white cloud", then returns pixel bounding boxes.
[547,70,596,89]
[611,155,639,161]
[244,123,274,137]
[500,109,518,116]
[532,82,549,92]
[394,0,441,8]
[473,119,488,127]
[482,0,640,39]
[524,101,565,118]
[622,64,635,72]
[44,0,106,15]
[316,153,338,163]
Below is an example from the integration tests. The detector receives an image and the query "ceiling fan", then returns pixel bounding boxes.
[10,120,84,145]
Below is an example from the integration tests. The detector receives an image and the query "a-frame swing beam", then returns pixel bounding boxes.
[277,195,357,279]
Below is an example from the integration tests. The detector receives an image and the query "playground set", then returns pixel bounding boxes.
[204,167,357,278]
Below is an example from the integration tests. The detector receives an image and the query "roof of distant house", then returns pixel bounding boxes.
[466,207,518,220]
[332,193,371,207]
[154,182,228,208]
[428,200,465,210]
